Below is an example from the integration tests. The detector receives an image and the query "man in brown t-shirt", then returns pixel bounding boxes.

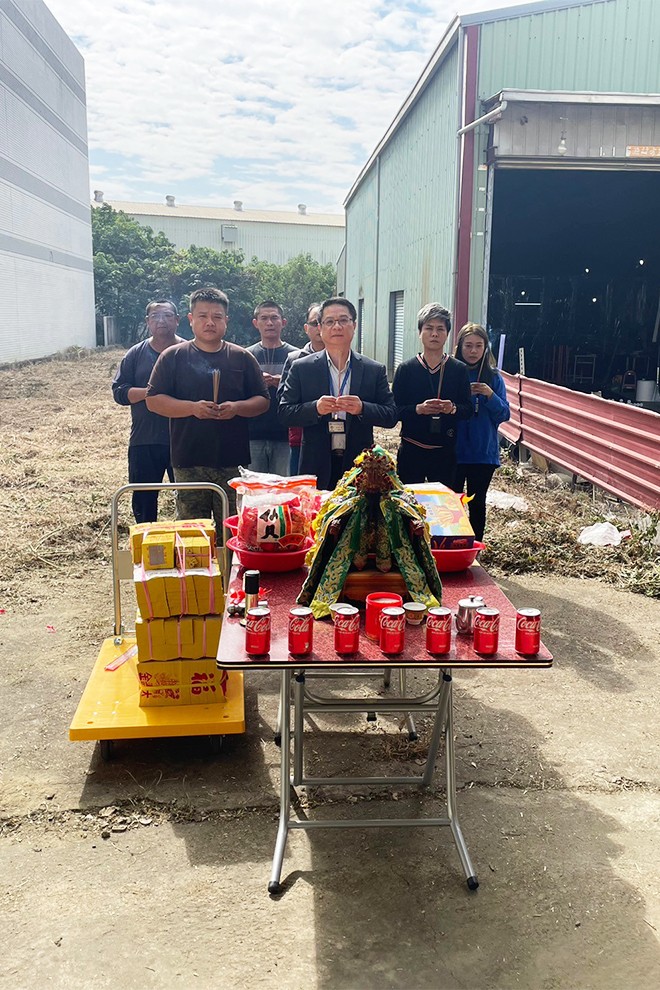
[146,287,269,522]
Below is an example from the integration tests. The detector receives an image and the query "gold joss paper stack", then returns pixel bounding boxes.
[129,519,227,707]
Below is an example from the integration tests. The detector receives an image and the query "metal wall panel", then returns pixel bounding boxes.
[342,165,378,349]
[0,4,87,134]
[493,101,660,159]
[1,89,89,195]
[345,41,461,366]
[0,181,92,257]
[0,254,96,362]
[477,0,660,104]
[125,212,345,268]
[0,0,95,363]
[519,375,660,509]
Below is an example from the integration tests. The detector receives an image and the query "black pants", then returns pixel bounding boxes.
[128,444,174,523]
[396,441,456,489]
[454,463,497,542]
[328,453,346,490]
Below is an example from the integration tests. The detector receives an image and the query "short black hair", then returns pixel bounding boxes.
[189,287,229,312]
[253,300,284,318]
[319,297,357,322]
[145,299,178,318]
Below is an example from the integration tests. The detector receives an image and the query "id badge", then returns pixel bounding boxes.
[429,416,442,434]
[329,420,345,434]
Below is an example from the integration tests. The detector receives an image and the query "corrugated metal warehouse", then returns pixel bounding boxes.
[342,0,660,404]
[99,196,345,268]
[0,0,95,365]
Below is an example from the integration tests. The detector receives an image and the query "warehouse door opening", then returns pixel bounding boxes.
[487,168,660,400]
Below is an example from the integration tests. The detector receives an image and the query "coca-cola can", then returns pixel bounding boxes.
[334,605,360,655]
[245,606,271,656]
[473,607,500,655]
[288,606,314,657]
[426,606,452,655]
[379,606,406,655]
[515,608,541,655]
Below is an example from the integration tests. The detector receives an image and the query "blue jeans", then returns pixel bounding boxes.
[249,439,290,477]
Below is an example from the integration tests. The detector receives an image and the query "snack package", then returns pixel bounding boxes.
[229,470,322,523]
[237,491,311,552]
[406,483,475,549]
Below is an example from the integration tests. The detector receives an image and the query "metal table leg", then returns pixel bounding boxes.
[444,678,479,891]
[268,669,292,895]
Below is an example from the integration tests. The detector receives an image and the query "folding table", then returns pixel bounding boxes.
[217,564,552,894]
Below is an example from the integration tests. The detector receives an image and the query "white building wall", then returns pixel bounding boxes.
[121,210,345,268]
[0,0,95,364]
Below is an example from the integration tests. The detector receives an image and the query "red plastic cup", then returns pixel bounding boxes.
[365,592,403,641]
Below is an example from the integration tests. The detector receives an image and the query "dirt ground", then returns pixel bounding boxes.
[1,350,659,989]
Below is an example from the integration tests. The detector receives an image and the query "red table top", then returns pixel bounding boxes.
[217,563,553,671]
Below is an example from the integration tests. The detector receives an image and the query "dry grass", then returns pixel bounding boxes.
[0,348,657,609]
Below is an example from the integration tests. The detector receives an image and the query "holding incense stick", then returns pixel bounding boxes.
[212,368,221,404]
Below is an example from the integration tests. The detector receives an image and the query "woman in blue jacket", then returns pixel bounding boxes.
[454,323,510,542]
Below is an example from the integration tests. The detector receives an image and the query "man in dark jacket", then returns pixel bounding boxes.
[278,297,398,490]
[112,299,183,522]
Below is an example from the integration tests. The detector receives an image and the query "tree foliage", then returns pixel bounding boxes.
[92,205,337,347]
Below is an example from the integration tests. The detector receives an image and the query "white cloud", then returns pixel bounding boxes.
[45,0,529,211]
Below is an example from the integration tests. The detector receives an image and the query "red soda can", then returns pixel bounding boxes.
[473,607,500,655]
[426,606,452,655]
[334,605,360,655]
[245,606,271,656]
[379,606,406,655]
[288,606,314,657]
[515,608,541,655]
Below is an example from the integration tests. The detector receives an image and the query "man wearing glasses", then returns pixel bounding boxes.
[112,299,183,522]
[278,297,397,490]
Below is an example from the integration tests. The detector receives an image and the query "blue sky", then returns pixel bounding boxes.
[46,0,526,213]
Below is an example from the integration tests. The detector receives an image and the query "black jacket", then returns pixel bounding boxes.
[278,350,398,489]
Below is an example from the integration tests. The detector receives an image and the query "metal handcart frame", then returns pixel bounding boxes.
[69,483,245,759]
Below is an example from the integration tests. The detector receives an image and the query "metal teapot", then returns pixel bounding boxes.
[455,595,486,635]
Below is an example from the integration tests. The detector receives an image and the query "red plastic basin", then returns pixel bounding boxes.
[226,536,313,572]
[224,515,239,536]
[431,541,485,572]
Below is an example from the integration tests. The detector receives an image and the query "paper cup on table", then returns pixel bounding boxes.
[403,602,427,625]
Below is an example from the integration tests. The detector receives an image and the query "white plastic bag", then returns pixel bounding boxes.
[577,522,630,547]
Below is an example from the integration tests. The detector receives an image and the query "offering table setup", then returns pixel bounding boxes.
[217,449,553,895]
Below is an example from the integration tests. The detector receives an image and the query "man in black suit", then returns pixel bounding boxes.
[278,297,398,489]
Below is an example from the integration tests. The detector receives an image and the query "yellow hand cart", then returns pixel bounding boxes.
[69,483,245,760]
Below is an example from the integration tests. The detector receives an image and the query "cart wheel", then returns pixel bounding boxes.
[366,712,377,722]
[274,733,282,747]
[208,735,224,755]
[467,876,479,891]
[408,731,418,742]
[99,739,114,762]
[268,881,282,896]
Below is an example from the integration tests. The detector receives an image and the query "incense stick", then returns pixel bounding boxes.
[212,369,220,404]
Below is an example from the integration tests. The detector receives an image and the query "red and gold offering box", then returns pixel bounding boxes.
[407,483,475,549]
[129,519,216,565]
[136,658,228,707]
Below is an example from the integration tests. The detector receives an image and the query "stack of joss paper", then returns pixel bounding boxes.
[129,520,227,707]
